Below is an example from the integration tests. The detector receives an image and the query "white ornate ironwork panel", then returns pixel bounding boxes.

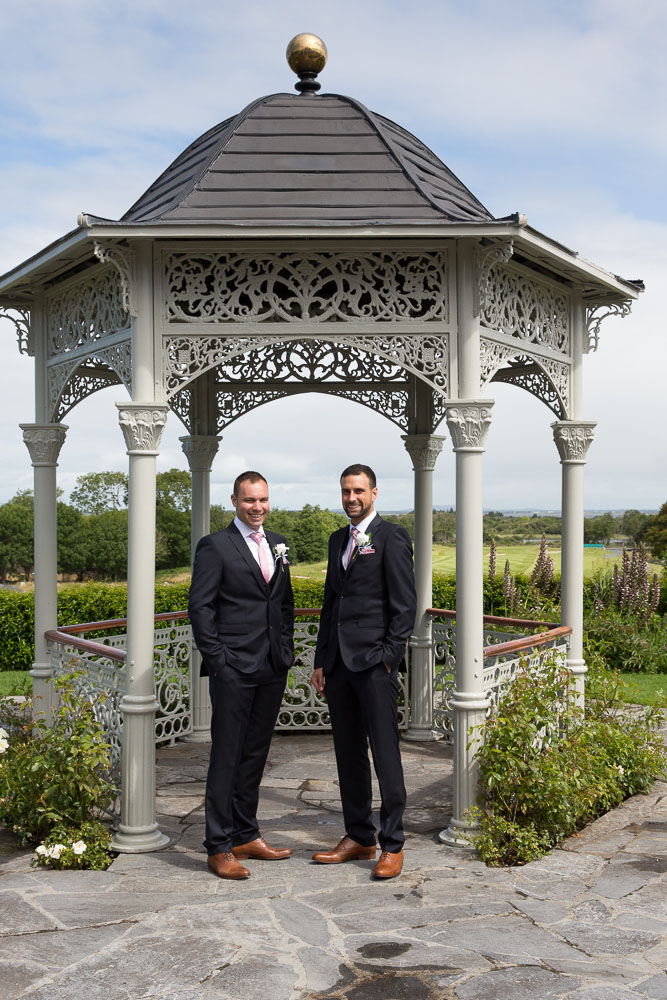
[50,643,125,818]
[433,621,456,744]
[165,332,449,397]
[164,249,449,324]
[585,300,632,353]
[483,639,569,714]
[277,621,408,729]
[480,340,569,418]
[481,260,570,353]
[49,341,132,422]
[46,265,130,357]
[1,307,32,356]
[152,624,193,743]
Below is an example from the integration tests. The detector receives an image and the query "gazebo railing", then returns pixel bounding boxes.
[428,608,572,744]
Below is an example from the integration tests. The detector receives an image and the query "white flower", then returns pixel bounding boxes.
[0,728,8,739]
[35,845,48,856]
[616,765,625,775]
[273,543,288,557]
[0,737,8,754]
[48,844,66,860]
[355,532,370,548]
[72,841,87,855]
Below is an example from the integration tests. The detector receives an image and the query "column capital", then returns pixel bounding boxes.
[19,423,68,466]
[445,400,494,452]
[401,433,446,471]
[551,420,596,464]
[117,403,168,455]
[179,434,221,472]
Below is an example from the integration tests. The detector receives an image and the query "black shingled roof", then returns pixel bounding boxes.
[119,92,495,227]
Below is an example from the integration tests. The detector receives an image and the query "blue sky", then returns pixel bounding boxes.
[1,0,665,511]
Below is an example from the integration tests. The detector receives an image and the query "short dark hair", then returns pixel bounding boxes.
[340,464,376,489]
[233,470,268,496]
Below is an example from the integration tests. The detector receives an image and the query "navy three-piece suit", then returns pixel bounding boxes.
[315,513,417,852]
[188,521,294,854]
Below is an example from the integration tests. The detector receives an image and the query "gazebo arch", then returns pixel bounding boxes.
[0,36,642,852]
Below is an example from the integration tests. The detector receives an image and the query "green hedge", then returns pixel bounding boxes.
[0,580,328,672]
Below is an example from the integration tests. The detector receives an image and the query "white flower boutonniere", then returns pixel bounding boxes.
[355,532,370,548]
[273,543,289,566]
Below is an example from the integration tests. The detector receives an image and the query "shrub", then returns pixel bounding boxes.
[33,819,112,871]
[473,654,667,866]
[584,609,667,674]
[0,672,115,851]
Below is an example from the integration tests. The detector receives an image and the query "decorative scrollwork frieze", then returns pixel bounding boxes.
[180,435,221,472]
[164,249,449,324]
[476,241,514,317]
[551,420,596,463]
[94,243,137,316]
[480,338,569,419]
[19,423,68,466]
[402,433,446,471]
[164,332,449,396]
[46,266,130,357]
[481,258,570,353]
[117,404,168,455]
[48,341,132,422]
[445,401,494,452]
[585,301,632,353]
[0,307,32,356]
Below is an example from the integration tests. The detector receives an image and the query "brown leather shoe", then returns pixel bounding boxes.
[373,849,404,879]
[232,836,292,861]
[207,852,251,880]
[312,836,377,864]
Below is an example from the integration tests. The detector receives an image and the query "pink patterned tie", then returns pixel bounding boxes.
[344,526,359,569]
[250,531,271,583]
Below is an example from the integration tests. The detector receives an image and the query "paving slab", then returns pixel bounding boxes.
[1,735,667,999]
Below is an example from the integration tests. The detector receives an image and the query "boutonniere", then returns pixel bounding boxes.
[355,532,375,554]
[273,542,289,567]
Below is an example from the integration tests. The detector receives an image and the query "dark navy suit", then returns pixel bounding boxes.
[188,521,294,854]
[315,514,417,852]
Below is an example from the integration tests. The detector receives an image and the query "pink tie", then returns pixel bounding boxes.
[344,526,359,569]
[250,531,271,583]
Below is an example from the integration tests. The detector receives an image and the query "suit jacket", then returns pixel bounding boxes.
[315,514,417,674]
[188,522,294,677]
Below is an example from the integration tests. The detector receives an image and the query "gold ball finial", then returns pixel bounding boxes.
[286,34,327,92]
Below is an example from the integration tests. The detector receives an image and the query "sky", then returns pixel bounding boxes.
[1,0,665,513]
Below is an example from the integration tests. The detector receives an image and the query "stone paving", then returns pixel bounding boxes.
[2,734,667,999]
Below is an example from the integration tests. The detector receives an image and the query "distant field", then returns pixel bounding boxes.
[291,544,662,581]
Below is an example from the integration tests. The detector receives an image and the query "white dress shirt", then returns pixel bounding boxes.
[234,516,275,580]
[341,510,376,567]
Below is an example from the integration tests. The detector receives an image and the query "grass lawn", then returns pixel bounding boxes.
[618,673,667,707]
[0,671,31,698]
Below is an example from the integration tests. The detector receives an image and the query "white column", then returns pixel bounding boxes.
[552,421,596,709]
[112,403,170,852]
[180,433,220,741]
[19,423,67,723]
[440,401,494,846]
[401,433,445,741]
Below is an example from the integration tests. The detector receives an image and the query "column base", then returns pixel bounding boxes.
[182,728,212,744]
[438,816,478,848]
[402,727,443,743]
[111,824,171,854]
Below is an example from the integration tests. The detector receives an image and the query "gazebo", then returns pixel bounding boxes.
[0,35,642,852]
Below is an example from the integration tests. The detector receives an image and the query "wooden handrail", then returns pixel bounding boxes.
[47,607,568,665]
[45,629,127,662]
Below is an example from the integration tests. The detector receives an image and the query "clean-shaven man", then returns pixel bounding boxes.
[188,471,294,879]
[311,464,417,879]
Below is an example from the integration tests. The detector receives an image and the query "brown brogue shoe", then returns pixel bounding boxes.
[373,849,404,879]
[312,836,377,864]
[207,852,251,880]
[232,836,292,861]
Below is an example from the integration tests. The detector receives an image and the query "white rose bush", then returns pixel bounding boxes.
[0,673,114,870]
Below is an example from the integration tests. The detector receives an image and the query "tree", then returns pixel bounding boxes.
[70,472,128,515]
[0,491,34,582]
[156,469,191,512]
[584,513,617,545]
[644,502,667,559]
[621,509,652,543]
[85,510,128,580]
[57,502,89,580]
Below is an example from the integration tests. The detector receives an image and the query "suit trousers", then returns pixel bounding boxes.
[204,661,285,854]
[325,653,406,853]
